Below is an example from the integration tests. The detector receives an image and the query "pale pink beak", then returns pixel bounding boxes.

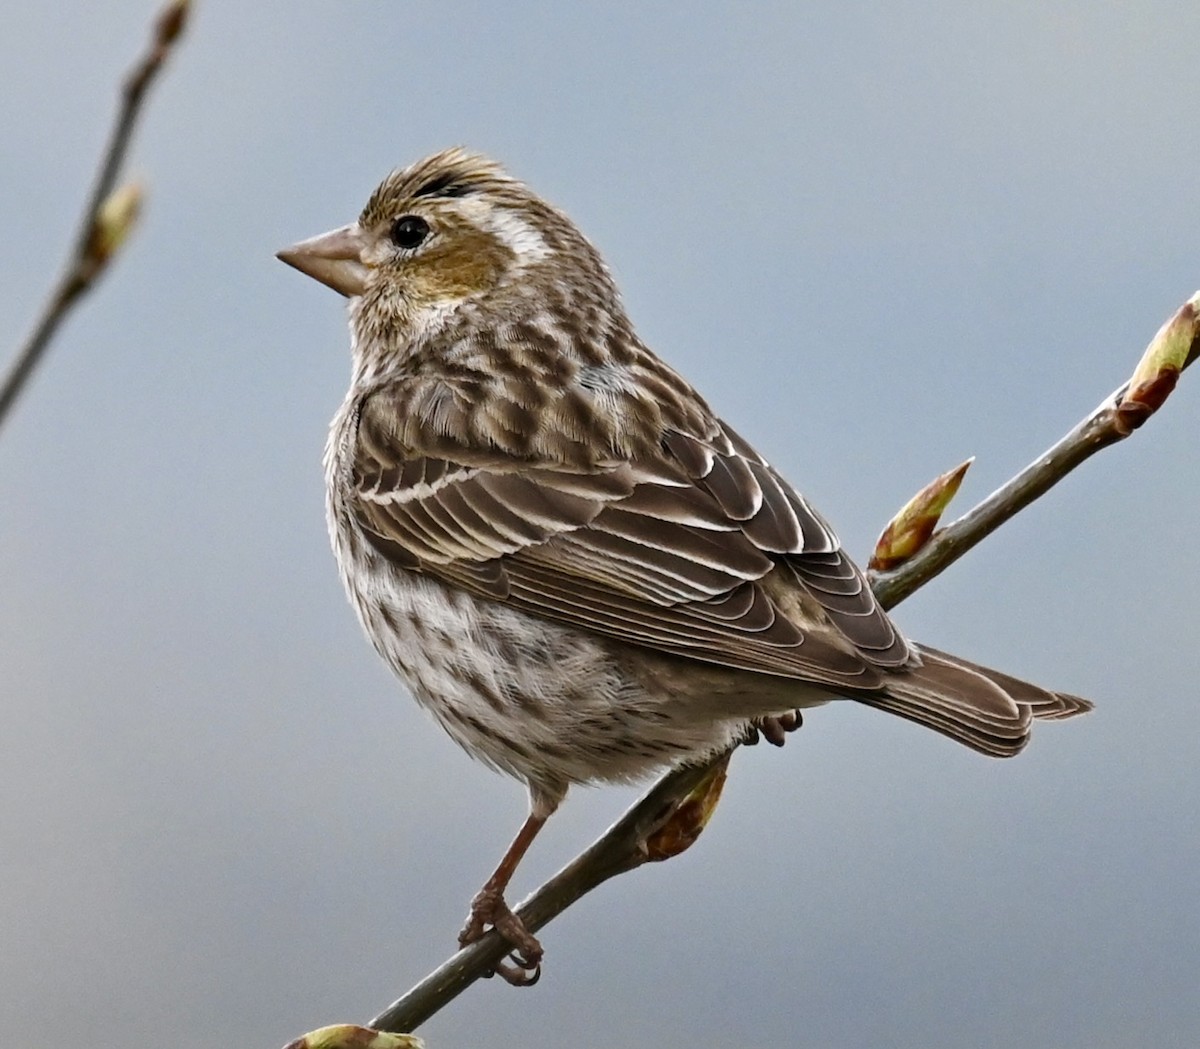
[276,224,369,297]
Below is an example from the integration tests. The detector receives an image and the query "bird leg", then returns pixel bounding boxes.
[458,810,548,986]
[742,709,804,747]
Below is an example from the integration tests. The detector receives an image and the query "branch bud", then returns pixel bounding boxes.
[155,0,190,47]
[869,458,972,571]
[85,181,143,269]
[1115,291,1200,435]
[644,753,730,862]
[281,1025,424,1049]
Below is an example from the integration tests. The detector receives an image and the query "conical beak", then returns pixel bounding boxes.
[276,225,369,297]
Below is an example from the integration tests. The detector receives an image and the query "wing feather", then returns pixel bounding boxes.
[347,376,913,689]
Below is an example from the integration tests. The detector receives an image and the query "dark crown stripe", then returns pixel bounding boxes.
[411,172,472,199]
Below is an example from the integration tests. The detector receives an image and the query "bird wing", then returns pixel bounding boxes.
[347,373,912,692]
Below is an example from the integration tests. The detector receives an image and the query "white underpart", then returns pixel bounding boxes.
[407,297,462,346]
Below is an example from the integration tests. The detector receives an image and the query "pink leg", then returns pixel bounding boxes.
[458,810,549,986]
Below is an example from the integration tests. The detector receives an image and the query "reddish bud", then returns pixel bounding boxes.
[645,755,730,863]
[1115,292,1200,435]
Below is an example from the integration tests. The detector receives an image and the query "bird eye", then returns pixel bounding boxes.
[390,215,431,250]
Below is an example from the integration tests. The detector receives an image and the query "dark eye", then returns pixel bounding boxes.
[390,215,430,250]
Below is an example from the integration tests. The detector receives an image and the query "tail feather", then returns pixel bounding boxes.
[857,644,1094,758]
[917,645,1094,723]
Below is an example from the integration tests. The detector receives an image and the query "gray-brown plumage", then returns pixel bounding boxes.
[278,148,1092,984]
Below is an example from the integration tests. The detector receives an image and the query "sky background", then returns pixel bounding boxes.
[2,3,1198,1048]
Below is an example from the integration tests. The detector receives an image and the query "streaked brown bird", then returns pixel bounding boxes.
[278,148,1092,984]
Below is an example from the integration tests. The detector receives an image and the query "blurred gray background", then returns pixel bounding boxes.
[2,3,1197,1048]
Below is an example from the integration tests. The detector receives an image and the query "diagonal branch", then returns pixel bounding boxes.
[370,759,726,1033]
[871,291,1199,609]
[357,291,1199,1037]
[0,0,190,433]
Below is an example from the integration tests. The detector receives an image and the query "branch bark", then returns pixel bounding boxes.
[0,0,189,432]
[359,292,1198,1036]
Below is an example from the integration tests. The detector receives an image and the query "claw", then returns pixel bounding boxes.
[459,884,545,987]
[494,952,541,986]
[745,710,804,747]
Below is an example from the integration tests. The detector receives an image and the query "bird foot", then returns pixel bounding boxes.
[459,885,543,987]
[742,710,803,747]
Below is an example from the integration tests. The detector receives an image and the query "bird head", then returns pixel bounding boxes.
[278,149,619,361]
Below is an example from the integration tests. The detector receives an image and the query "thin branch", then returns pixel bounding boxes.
[371,760,723,1032]
[872,291,1200,609]
[0,0,190,432]
[353,291,1199,1037]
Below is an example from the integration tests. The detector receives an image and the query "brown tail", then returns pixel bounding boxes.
[856,644,1093,758]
